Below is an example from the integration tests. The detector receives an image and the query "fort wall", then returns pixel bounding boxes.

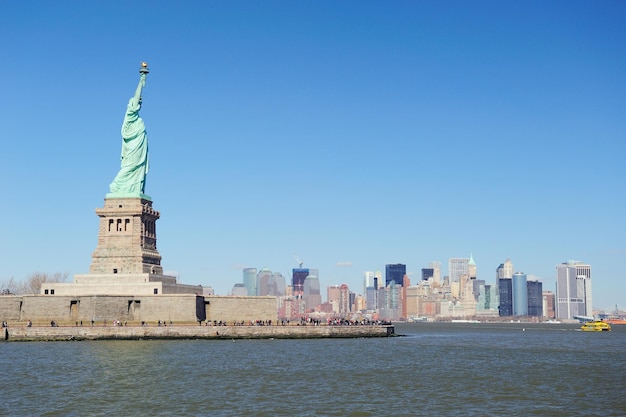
[0,295,277,325]
[3,323,394,341]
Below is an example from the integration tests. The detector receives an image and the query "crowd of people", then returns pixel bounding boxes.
[1,318,393,327]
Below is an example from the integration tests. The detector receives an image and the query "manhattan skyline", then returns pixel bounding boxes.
[1,1,624,309]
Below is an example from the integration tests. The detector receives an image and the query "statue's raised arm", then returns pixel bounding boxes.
[108,63,151,199]
[132,66,147,104]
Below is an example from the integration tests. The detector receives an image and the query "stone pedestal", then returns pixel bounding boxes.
[90,197,163,275]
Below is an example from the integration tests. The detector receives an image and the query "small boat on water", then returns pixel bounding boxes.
[604,318,626,325]
[580,321,611,332]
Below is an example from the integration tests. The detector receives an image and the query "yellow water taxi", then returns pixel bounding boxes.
[580,321,611,332]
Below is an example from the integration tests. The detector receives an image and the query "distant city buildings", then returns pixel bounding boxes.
[231,283,247,296]
[385,264,406,287]
[243,267,257,296]
[303,275,321,311]
[232,257,595,322]
[256,268,272,296]
[496,259,514,280]
[363,271,375,298]
[448,258,469,283]
[498,278,513,316]
[555,261,592,320]
[527,280,543,317]
[292,268,309,298]
[512,272,528,316]
[543,291,555,318]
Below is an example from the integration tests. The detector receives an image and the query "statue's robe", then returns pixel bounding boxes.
[109,91,149,195]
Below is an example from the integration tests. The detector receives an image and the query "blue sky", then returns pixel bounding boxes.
[1,1,624,310]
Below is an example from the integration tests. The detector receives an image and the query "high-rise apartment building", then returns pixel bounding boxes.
[385,264,406,287]
[339,284,350,314]
[555,261,592,319]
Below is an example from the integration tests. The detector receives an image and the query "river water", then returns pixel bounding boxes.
[1,322,624,416]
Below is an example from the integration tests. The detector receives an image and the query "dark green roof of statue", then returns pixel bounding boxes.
[108,62,151,200]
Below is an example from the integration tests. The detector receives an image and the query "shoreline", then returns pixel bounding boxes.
[2,324,395,342]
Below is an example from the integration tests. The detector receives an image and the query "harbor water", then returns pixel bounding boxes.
[1,322,624,416]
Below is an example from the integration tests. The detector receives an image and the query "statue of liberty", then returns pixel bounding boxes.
[108,63,150,199]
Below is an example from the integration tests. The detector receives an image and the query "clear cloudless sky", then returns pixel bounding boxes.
[1,1,624,310]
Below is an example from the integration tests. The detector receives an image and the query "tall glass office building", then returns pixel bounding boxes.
[449,258,469,283]
[512,272,528,316]
[243,267,257,296]
[292,268,309,297]
[498,278,513,316]
[477,283,499,314]
[385,264,406,287]
[527,280,543,317]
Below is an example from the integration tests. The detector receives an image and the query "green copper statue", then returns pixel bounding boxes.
[108,62,151,199]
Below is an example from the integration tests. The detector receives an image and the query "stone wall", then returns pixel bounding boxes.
[0,297,22,321]
[207,296,276,323]
[0,294,278,325]
[3,323,394,341]
[42,273,202,296]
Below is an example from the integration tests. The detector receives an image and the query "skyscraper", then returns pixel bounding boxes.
[477,283,499,315]
[555,261,592,319]
[243,267,257,296]
[421,268,434,281]
[272,272,286,297]
[339,284,350,314]
[468,254,477,279]
[496,258,514,279]
[365,286,377,311]
[363,271,375,296]
[303,275,321,311]
[527,280,543,317]
[385,264,406,287]
[498,278,513,316]
[231,283,247,296]
[429,261,441,284]
[256,268,272,296]
[543,291,555,319]
[512,272,528,316]
[292,268,309,298]
[448,258,469,283]
[327,285,341,305]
